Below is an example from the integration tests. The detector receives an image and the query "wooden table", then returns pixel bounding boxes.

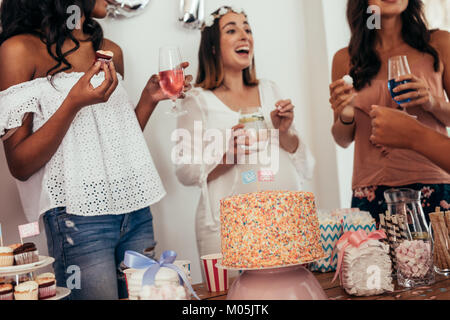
[192,272,450,300]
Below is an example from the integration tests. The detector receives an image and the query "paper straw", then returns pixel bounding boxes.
[391,215,402,241]
[379,214,388,244]
[396,215,409,240]
[384,215,397,270]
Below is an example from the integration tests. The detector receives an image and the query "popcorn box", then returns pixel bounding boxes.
[343,221,377,234]
[310,223,342,272]
[343,211,376,234]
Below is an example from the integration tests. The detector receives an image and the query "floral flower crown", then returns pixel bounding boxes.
[201,6,246,31]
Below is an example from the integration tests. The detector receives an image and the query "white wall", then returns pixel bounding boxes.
[0,0,349,285]
[321,0,354,208]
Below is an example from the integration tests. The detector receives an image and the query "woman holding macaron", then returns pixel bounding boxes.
[329,0,450,222]
[0,0,191,299]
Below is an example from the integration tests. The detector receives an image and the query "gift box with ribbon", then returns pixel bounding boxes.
[123,250,200,300]
[332,230,394,296]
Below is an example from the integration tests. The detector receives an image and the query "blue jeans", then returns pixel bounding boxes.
[43,206,157,300]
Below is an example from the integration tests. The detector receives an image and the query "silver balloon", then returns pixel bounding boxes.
[178,0,204,29]
[106,0,150,19]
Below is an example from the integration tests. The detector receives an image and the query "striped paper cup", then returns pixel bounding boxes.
[200,254,228,292]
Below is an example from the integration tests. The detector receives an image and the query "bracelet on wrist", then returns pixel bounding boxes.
[339,114,355,125]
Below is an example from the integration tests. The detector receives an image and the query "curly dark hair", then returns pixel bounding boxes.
[347,0,440,90]
[0,0,104,77]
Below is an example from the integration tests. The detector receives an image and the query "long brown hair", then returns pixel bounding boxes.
[196,6,259,90]
[347,0,440,90]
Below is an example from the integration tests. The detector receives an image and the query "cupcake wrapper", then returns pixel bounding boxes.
[14,289,39,300]
[0,255,14,267]
[0,292,14,300]
[14,251,39,265]
[39,283,57,299]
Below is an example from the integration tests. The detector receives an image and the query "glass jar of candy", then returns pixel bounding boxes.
[384,188,435,288]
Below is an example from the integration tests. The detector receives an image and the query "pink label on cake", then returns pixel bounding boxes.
[258,169,274,182]
[18,221,40,239]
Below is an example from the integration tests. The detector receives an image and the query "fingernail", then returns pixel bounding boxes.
[95,61,101,67]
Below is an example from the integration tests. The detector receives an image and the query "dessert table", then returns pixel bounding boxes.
[192,272,450,300]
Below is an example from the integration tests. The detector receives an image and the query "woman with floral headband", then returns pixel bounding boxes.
[175,6,315,278]
[0,0,191,299]
[329,0,450,222]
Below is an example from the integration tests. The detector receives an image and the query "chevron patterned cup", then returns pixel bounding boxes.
[343,222,377,234]
[310,223,343,272]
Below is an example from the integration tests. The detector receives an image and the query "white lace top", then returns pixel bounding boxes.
[0,72,166,222]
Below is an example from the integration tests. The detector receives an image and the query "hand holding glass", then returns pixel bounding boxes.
[159,46,187,116]
[237,107,269,152]
[388,56,414,109]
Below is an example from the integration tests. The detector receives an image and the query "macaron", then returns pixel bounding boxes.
[342,75,354,86]
[95,50,114,63]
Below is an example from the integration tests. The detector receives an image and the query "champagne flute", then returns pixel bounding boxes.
[388,56,414,111]
[159,46,187,117]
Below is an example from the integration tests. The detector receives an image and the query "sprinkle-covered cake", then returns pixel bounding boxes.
[220,191,325,269]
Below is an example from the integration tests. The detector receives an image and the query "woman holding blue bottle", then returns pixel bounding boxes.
[329,0,450,222]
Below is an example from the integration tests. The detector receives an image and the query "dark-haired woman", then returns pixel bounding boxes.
[329,0,450,222]
[0,0,191,299]
[175,7,314,274]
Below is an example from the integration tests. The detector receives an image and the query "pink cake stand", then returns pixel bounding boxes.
[226,265,328,300]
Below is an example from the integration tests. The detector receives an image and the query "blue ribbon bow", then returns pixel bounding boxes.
[124,250,200,300]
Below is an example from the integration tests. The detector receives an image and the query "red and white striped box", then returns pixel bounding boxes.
[200,254,228,292]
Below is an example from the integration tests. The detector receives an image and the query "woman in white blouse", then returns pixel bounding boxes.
[176,6,315,276]
[0,0,191,299]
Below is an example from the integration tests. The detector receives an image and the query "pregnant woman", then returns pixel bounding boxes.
[175,6,315,280]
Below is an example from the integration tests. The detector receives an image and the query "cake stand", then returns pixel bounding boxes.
[219,262,328,300]
[0,255,71,300]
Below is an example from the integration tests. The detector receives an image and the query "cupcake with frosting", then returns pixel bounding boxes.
[36,273,57,299]
[13,243,39,265]
[0,284,14,300]
[0,247,14,267]
[14,281,38,300]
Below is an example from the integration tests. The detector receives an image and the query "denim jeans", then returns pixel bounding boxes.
[43,206,157,300]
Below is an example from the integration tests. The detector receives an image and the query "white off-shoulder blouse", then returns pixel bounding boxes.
[176,79,315,257]
[0,72,166,222]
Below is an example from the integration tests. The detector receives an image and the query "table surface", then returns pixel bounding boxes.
[192,271,450,300]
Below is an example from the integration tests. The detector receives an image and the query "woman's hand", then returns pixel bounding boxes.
[329,79,356,122]
[66,61,119,111]
[140,61,193,107]
[393,74,436,111]
[270,99,295,133]
[207,124,251,182]
[369,105,421,149]
[222,124,253,164]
